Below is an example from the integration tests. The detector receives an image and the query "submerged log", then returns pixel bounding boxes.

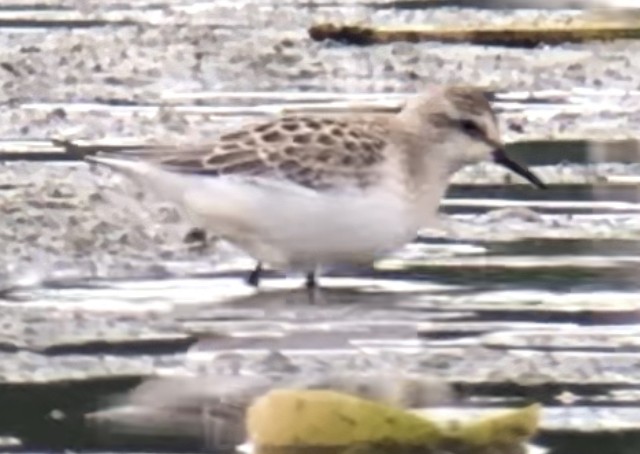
[309,22,640,48]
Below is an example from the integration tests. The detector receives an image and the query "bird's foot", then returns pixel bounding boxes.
[305,270,324,304]
[246,262,263,287]
[305,271,317,291]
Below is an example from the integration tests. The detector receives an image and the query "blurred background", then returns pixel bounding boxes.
[1,1,640,453]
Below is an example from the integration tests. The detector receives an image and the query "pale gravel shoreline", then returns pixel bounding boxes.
[1,4,640,450]
[1,1,640,281]
[1,159,639,285]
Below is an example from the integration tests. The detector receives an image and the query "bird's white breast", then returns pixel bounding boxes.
[182,173,419,269]
[92,154,428,270]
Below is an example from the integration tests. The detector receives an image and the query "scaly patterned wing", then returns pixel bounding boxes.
[157,115,390,190]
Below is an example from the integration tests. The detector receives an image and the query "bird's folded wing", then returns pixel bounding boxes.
[152,115,391,191]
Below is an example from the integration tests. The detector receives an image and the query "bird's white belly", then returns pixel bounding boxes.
[181,175,418,269]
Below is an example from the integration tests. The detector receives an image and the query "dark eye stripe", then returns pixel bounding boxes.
[458,119,485,138]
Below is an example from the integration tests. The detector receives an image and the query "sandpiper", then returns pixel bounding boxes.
[88,86,545,289]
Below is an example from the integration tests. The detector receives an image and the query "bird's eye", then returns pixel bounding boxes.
[458,119,484,137]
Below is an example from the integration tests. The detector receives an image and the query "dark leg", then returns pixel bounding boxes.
[305,270,318,291]
[247,262,263,287]
[305,269,324,304]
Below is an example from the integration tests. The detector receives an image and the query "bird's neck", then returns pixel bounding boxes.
[413,160,453,228]
[386,115,461,227]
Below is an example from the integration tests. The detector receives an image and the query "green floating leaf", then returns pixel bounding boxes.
[440,404,541,447]
[247,389,442,447]
[247,389,540,454]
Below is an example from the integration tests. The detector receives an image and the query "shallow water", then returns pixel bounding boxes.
[3,1,640,453]
[5,119,640,453]
[2,114,640,453]
[3,137,640,453]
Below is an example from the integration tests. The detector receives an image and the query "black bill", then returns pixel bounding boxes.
[492,148,546,189]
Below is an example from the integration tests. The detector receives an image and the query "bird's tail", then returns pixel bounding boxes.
[86,151,197,213]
